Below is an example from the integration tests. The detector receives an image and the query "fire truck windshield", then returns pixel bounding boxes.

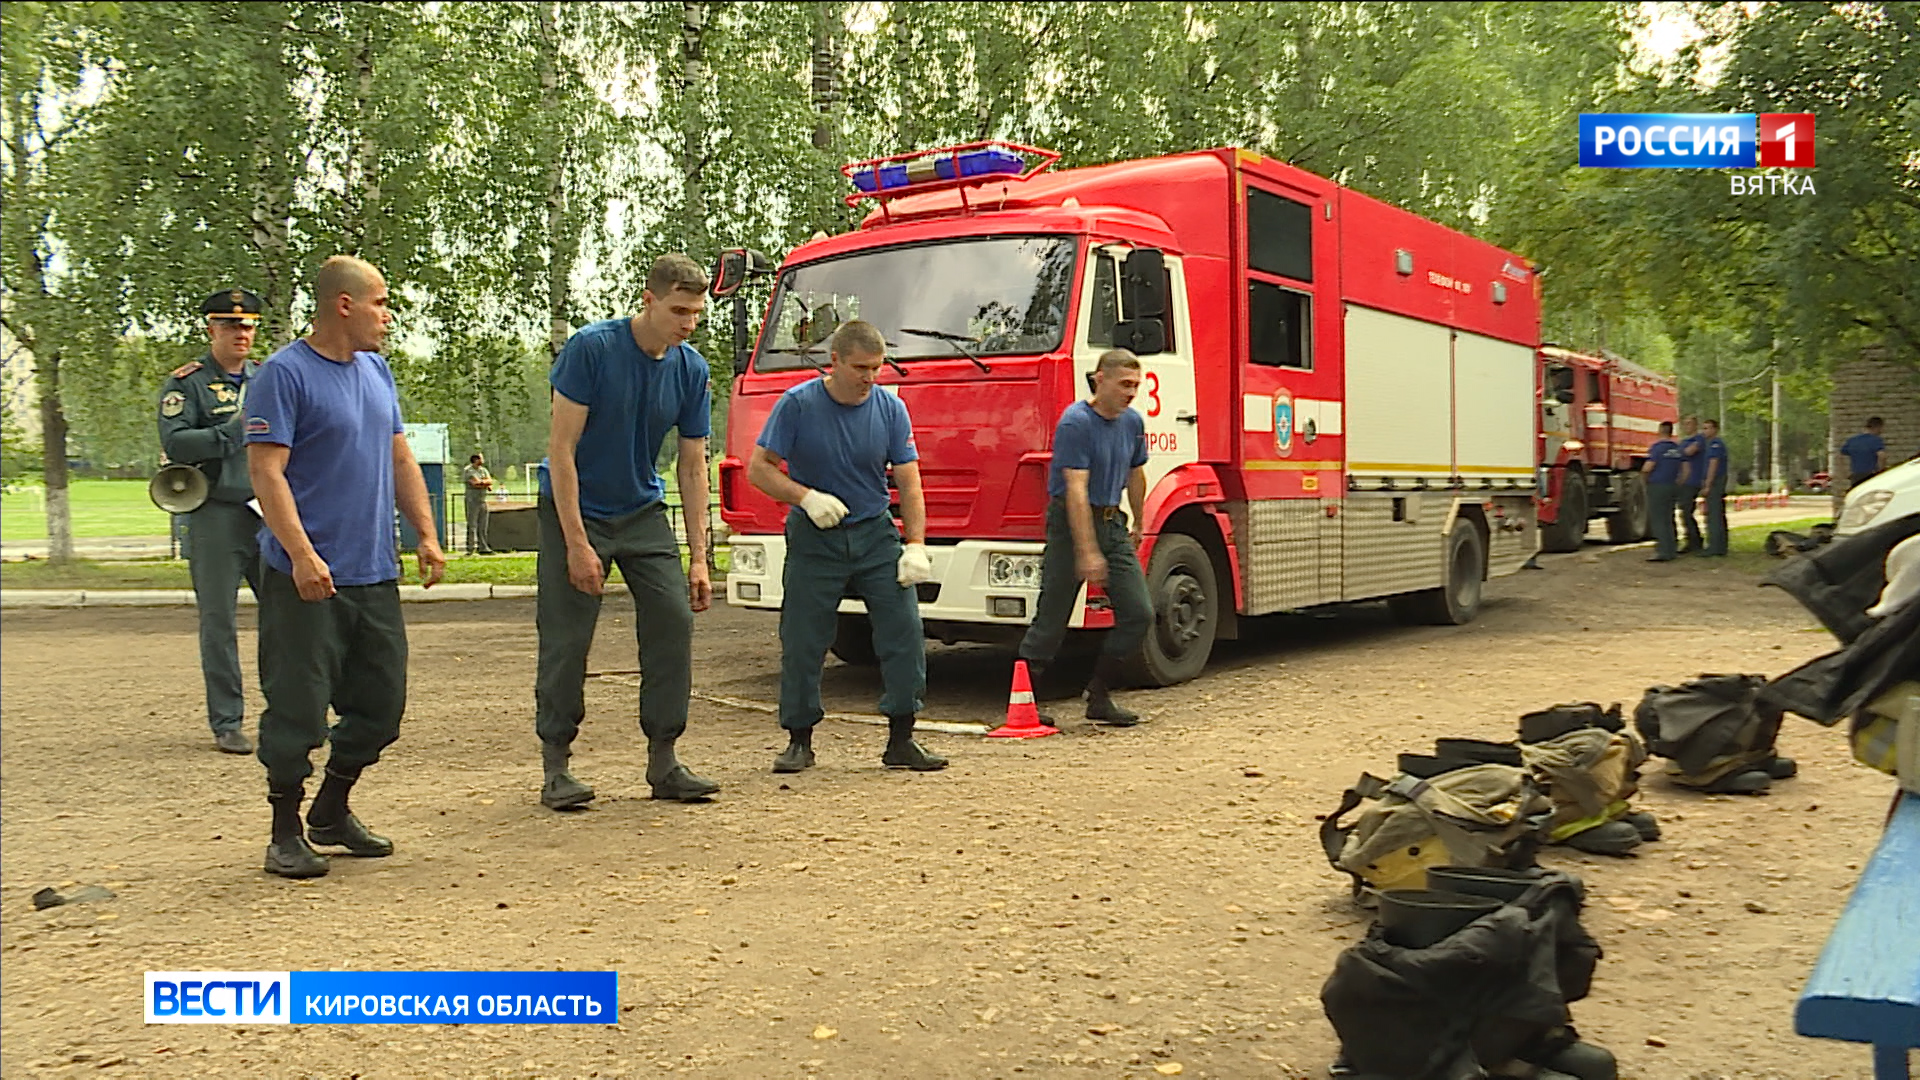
[755,235,1076,372]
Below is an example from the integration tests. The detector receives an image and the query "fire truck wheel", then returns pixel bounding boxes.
[829,613,880,666]
[1540,468,1588,553]
[1605,472,1650,543]
[1389,517,1485,626]
[1127,533,1219,687]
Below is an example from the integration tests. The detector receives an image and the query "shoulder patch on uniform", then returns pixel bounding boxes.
[160,391,186,418]
[171,361,203,379]
[246,417,271,436]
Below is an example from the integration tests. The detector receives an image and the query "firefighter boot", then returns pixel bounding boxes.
[882,715,948,771]
[1702,769,1772,795]
[540,742,595,810]
[265,787,328,879]
[647,738,720,802]
[773,727,816,773]
[1766,755,1798,780]
[306,765,394,857]
[1561,820,1643,856]
[1085,657,1141,726]
[1623,810,1662,842]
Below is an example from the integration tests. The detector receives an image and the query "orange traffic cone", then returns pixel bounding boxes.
[987,660,1059,738]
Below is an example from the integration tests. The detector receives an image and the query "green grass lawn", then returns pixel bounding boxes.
[2,479,174,540]
[1,547,730,591]
[1671,515,1830,575]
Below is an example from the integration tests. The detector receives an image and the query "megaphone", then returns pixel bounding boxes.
[149,464,210,513]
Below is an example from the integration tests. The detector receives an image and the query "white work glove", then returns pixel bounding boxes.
[897,542,934,586]
[799,489,850,529]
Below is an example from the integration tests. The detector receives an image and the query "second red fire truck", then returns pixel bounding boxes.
[717,143,1546,686]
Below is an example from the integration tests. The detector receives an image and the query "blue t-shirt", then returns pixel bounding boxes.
[244,340,405,586]
[1842,432,1885,476]
[756,378,917,524]
[1645,438,1685,486]
[1703,437,1730,487]
[1047,401,1148,505]
[1678,433,1707,486]
[541,319,711,520]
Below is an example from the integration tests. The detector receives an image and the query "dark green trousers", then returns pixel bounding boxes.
[255,566,407,789]
[1703,480,1728,556]
[1648,482,1679,559]
[1018,499,1152,664]
[534,496,692,747]
[779,512,925,730]
[1676,484,1702,550]
[187,499,262,735]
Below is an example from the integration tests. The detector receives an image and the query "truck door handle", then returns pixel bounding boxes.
[1175,413,1198,425]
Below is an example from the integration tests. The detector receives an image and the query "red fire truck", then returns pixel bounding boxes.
[717,143,1542,686]
[1535,346,1680,552]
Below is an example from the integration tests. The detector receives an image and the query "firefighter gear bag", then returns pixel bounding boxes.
[1321,766,1547,895]
[1633,674,1783,790]
[1321,870,1611,1080]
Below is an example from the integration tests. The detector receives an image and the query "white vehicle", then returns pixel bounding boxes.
[1836,457,1920,537]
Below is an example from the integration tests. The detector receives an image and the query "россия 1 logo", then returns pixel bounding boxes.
[1579,113,1814,169]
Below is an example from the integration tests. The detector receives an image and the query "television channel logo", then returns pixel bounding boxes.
[1579,114,1814,169]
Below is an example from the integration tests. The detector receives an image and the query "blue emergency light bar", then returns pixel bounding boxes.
[841,141,1059,208]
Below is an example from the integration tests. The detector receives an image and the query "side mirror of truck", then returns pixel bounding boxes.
[1122,248,1166,318]
[1112,318,1167,355]
[711,250,748,298]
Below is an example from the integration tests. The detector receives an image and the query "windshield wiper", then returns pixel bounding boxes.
[899,327,992,374]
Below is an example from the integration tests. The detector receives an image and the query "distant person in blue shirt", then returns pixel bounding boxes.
[1675,416,1707,554]
[534,253,720,808]
[1700,418,1732,557]
[246,255,446,880]
[1841,417,1887,489]
[1642,420,1685,562]
[1016,349,1154,727]
[749,319,946,774]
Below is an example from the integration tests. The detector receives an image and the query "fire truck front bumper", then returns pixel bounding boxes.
[728,536,1095,627]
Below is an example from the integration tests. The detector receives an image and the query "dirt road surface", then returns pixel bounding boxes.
[0,546,1897,1079]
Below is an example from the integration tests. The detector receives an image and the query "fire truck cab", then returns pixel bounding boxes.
[718,144,1543,686]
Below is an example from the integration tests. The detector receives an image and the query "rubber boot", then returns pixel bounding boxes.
[1084,657,1141,727]
[773,727,817,773]
[1560,819,1643,856]
[647,738,720,801]
[1766,755,1798,780]
[882,715,948,771]
[265,787,328,879]
[1544,1041,1618,1080]
[306,765,393,856]
[1622,810,1662,842]
[1701,769,1772,795]
[539,742,595,810]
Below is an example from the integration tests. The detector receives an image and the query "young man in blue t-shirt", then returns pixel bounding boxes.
[1841,417,1887,490]
[748,319,946,774]
[245,256,446,880]
[535,254,719,807]
[1700,418,1732,557]
[1641,420,1686,562]
[1016,349,1153,726]
[1675,416,1707,554]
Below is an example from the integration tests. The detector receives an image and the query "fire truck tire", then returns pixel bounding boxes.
[1540,469,1589,553]
[1606,473,1650,543]
[1389,517,1485,626]
[1126,533,1219,688]
[829,613,879,666]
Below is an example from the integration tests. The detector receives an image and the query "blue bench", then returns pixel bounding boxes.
[1796,791,1920,1078]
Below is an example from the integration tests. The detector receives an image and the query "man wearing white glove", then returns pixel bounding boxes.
[748,319,946,774]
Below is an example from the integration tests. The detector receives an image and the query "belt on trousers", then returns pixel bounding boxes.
[1052,498,1126,522]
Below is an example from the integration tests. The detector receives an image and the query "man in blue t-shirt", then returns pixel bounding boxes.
[1016,349,1154,726]
[1641,420,1686,562]
[1700,418,1732,556]
[535,253,719,807]
[1675,416,1707,554]
[749,319,946,774]
[1841,417,1887,490]
[245,256,445,880]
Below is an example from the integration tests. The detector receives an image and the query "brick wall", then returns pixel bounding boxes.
[1829,348,1920,504]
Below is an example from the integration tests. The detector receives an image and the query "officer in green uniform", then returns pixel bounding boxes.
[157,288,265,754]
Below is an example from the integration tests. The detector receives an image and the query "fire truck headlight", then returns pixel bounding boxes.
[732,544,767,576]
[988,553,1042,589]
[1839,490,1894,532]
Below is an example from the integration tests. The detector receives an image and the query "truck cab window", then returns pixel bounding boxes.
[1086,249,1177,352]
[1248,280,1310,369]
[1247,189,1313,282]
